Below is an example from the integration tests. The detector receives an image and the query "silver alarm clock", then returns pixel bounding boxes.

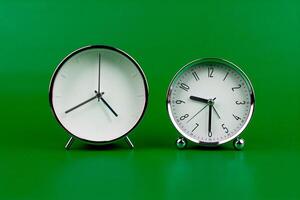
[167,58,255,150]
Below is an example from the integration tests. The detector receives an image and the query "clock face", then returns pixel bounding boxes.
[50,46,148,143]
[167,58,254,145]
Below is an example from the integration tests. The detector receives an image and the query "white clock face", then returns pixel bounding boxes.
[50,46,148,143]
[167,58,254,145]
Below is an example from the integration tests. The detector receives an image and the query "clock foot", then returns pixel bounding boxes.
[125,136,134,149]
[233,137,245,150]
[176,137,187,149]
[65,137,75,150]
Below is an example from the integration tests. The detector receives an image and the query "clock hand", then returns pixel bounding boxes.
[187,104,208,123]
[208,104,212,137]
[192,95,220,119]
[65,94,99,114]
[97,53,101,101]
[93,91,118,117]
[100,97,118,117]
[212,106,221,119]
[190,96,217,103]
[190,96,209,103]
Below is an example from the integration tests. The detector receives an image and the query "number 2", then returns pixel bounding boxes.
[232,84,241,91]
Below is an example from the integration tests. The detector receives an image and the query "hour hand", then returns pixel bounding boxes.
[95,91,118,117]
[190,96,209,103]
[100,97,118,117]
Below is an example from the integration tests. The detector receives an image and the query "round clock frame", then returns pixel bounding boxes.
[49,45,149,149]
[166,58,255,150]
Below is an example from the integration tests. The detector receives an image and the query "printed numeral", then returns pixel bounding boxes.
[221,123,229,133]
[192,71,199,81]
[208,67,214,78]
[176,100,185,104]
[223,72,229,81]
[179,83,190,92]
[233,114,241,120]
[235,101,246,105]
[180,114,189,120]
[232,84,241,91]
[192,123,199,132]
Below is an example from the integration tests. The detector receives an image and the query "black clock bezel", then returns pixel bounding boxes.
[49,45,149,145]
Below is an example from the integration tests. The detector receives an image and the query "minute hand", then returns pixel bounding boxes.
[65,95,97,114]
[97,53,101,101]
[208,104,212,137]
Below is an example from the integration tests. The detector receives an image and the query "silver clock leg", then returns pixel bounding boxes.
[65,137,75,150]
[176,137,187,149]
[125,136,134,149]
[233,137,245,150]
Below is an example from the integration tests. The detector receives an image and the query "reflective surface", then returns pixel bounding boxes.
[167,58,254,145]
[1,0,300,199]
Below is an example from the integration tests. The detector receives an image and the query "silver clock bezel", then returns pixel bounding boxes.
[49,45,149,145]
[166,58,255,146]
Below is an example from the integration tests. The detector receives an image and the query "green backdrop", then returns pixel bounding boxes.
[1,0,300,199]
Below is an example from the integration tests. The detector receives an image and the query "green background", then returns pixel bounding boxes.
[1,0,300,199]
